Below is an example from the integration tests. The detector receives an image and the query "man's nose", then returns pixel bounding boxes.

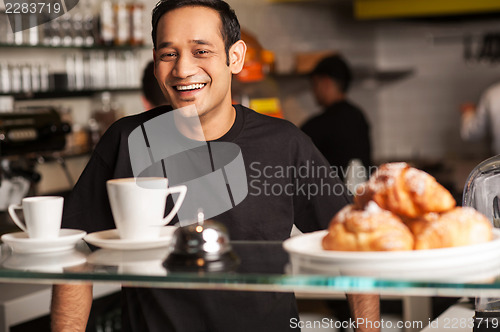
[172,54,197,78]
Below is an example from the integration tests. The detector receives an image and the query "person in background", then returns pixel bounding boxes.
[460,82,500,155]
[302,54,372,184]
[141,60,169,109]
[51,1,380,331]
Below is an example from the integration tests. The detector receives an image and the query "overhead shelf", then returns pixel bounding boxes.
[272,67,414,85]
[2,88,140,101]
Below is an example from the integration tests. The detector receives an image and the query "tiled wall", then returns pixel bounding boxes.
[375,19,500,161]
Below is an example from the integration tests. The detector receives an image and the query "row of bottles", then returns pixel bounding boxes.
[0,62,50,94]
[0,50,140,94]
[65,50,140,91]
[99,0,145,46]
[0,0,145,47]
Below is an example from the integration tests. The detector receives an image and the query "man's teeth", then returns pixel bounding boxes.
[176,84,205,91]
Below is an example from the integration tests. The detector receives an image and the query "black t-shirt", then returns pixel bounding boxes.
[63,104,350,332]
[301,100,372,181]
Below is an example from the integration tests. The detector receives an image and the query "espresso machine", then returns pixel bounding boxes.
[463,155,500,331]
[0,107,70,222]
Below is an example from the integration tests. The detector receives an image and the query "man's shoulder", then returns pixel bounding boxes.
[238,104,303,134]
[111,105,172,133]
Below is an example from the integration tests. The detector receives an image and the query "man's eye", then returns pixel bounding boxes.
[160,53,177,61]
[195,50,210,56]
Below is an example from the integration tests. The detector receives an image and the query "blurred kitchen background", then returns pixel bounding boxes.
[1,0,500,228]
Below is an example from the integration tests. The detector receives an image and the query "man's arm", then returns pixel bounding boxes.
[51,284,93,332]
[347,294,380,332]
[460,100,488,142]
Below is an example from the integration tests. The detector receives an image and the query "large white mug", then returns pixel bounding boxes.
[8,196,64,239]
[106,177,187,240]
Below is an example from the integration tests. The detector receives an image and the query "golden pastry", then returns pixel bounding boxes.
[322,202,414,251]
[407,207,493,250]
[354,163,455,218]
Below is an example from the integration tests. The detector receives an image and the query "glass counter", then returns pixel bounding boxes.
[1,239,500,298]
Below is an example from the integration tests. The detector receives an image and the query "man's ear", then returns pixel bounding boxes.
[229,40,247,74]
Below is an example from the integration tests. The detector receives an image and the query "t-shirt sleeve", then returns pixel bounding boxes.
[291,133,352,233]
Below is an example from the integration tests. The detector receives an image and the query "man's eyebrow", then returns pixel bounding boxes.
[191,39,214,46]
[156,40,214,49]
[157,42,172,49]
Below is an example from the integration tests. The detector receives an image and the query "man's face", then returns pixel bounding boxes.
[153,6,235,118]
[311,75,331,107]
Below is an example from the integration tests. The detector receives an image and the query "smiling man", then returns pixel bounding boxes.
[51,1,379,331]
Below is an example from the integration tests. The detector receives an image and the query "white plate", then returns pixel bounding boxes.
[84,226,177,250]
[283,229,500,281]
[3,249,87,272]
[1,229,87,254]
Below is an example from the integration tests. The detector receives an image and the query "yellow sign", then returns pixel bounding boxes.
[249,98,283,118]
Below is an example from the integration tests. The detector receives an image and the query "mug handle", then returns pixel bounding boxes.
[163,185,187,225]
[8,204,28,232]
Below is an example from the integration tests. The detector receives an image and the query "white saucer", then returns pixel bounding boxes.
[84,226,177,250]
[1,229,87,254]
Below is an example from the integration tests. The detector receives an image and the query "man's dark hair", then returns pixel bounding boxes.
[311,54,352,93]
[142,60,168,107]
[152,0,241,65]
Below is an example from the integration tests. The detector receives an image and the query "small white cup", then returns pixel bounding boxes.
[106,177,187,241]
[8,196,64,239]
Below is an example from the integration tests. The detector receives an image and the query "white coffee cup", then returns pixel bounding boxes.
[8,196,64,239]
[106,177,187,240]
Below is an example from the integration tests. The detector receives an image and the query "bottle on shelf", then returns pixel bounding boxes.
[100,0,115,46]
[31,64,40,92]
[49,19,62,47]
[13,15,23,45]
[60,14,74,47]
[21,64,31,93]
[28,14,39,46]
[10,65,22,93]
[0,62,10,93]
[0,10,10,44]
[114,0,130,46]
[72,11,85,47]
[81,0,96,47]
[129,0,144,46]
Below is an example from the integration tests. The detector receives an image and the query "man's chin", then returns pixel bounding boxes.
[171,102,202,118]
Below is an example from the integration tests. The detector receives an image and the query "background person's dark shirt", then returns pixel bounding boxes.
[301,100,372,181]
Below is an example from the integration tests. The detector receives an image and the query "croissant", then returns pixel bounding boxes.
[322,202,414,251]
[406,207,493,250]
[354,163,456,218]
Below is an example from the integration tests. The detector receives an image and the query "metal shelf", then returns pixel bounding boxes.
[1,88,140,101]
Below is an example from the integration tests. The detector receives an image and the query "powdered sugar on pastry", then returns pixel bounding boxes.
[404,167,427,195]
[366,162,407,192]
